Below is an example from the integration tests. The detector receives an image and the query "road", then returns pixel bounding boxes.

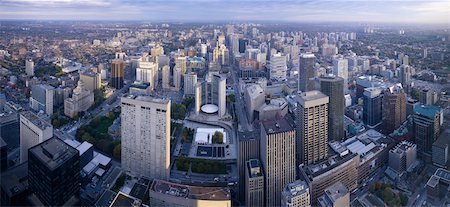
[230,64,253,132]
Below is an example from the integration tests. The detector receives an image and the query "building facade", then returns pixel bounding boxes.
[111,59,124,89]
[269,53,287,82]
[414,105,441,157]
[363,87,382,128]
[319,75,344,141]
[184,72,198,96]
[299,53,316,92]
[19,111,53,163]
[195,73,226,117]
[281,180,311,207]
[389,141,417,175]
[382,85,407,133]
[80,70,101,92]
[30,84,54,115]
[64,80,94,118]
[245,159,264,207]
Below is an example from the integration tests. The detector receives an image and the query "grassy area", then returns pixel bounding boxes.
[175,156,227,174]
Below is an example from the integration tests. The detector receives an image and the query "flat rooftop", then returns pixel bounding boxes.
[261,116,295,134]
[324,181,348,202]
[246,159,263,178]
[414,105,441,119]
[20,111,52,130]
[110,192,146,207]
[29,137,78,171]
[123,95,169,104]
[150,179,230,201]
[0,162,28,197]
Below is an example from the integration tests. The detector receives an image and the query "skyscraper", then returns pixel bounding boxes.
[111,59,125,89]
[319,75,345,141]
[269,53,287,81]
[20,111,53,163]
[29,84,54,115]
[121,95,170,179]
[25,59,34,76]
[299,53,316,92]
[382,84,407,133]
[136,60,157,91]
[184,72,197,96]
[399,65,414,92]
[28,137,80,206]
[281,180,311,207]
[296,91,329,165]
[162,65,170,89]
[175,56,187,74]
[414,105,441,157]
[245,159,264,207]
[332,57,348,93]
[260,117,296,206]
[363,87,382,128]
[195,73,227,117]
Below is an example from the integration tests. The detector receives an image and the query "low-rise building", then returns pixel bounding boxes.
[389,141,417,175]
[281,180,310,207]
[318,181,349,207]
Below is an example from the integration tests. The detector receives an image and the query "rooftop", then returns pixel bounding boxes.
[110,192,146,207]
[246,159,263,178]
[20,111,52,130]
[29,137,78,171]
[282,180,309,198]
[295,90,329,107]
[0,162,28,197]
[390,141,416,155]
[261,116,295,134]
[318,181,349,206]
[150,179,230,201]
[414,105,441,119]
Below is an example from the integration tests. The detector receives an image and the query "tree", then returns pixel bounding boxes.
[81,133,94,143]
[113,144,121,160]
[213,131,224,144]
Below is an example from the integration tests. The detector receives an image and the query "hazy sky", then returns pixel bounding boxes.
[0,0,448,24]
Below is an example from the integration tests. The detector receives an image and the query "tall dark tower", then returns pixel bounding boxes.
[299,53,316,92]
[320,75,345,141]
[111,59,124,89]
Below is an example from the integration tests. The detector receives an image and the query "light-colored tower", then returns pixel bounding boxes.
[299,53,316,92]
[194,73,226,117]
[121,95,170,179]
[80,70,101,92]
[19,111,53,163]
[25,59,34,76]
[260,118,296,206]
[245,159,264,207]
[184,72,197,96]
[175,56,187,74]
[332,57,348,93]
[162,65,170,89]
[29,84,54,115]
[281,180,311,207]
[136,60,157,91]
[296,90,329,165]
[173,65,182,90]
[269,53,287,82]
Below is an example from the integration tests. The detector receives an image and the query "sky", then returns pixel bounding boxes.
[0,0,448,24]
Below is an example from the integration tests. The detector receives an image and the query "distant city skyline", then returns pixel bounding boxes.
[0,0,448,24]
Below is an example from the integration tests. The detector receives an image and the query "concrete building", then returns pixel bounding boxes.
[149,179,231,207]
[162,65,170,89]
[298,153,359,203]
[269,53,287,82]
[318,182,350,207]
[244,84,265,122]
[299,53,316,92]
[195,73,226,117]
[175,56,187,74]
[382,84,407,133]
[30,84,54,115]
[25,59,34,76]
[406,98,420,117]
[399,65,414,92]
[363,87,382,128]
[1,162,29,206]
[256,97,288,121]
[129,81,151,96]
[136,60,157,90]
[238,133,260,203]
[0,102,20,150]
[332,57,348,92]
[389,141,417,175]
[414,105,441,157]
[19,111,53,163]
[80,70,101,92]
[64,80,94,118]
[295,91,329,165]
[419,89,438,105]
[111,59,124,89]
[432,130,450,168]
[260,117,296,206]
[245,159,264,207]
[28,137,80,206]
[184,72,198,96]
[281,180,311,207]
[173,65,182,90]
[121,95,170,179]
[319,75,345,141]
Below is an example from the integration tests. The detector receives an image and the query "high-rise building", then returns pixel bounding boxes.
[382,85,407,133]
[296,91,329,165]
[136,60,158,91]
[175,56,187,74]
[432,131,450,168]
[1,162,29,206]
[150,45,164,57]
[244,84,265,122]
[406,98,420,117]
[281,180,311,207]
[195,73,226,117]
[162,65,170,89]
[25,59,34,76]
[29,84,54,115]
[19,111,53,163]
[245,159,264,207]
[0,138,6,172]
[121,95,170,179]
[80,70,101,92]
[64,80,94,118]
[238,132,260,203]
[399,65,414,92]
[389,141,417,175]
[319,75,344,141]
[184,72,197,96]
[332,57,348,93]
[0,101,20,150]
[111,59,125,89]
[414,105,441,157]
[173,65,182,90]
[28,137,80,206]
[363,87,382,128]
[269,53,287,82]
[239,39,248,53]
[299,53,316,92]
[260,118,296,206]
[419,89,438,105]
[318,182,350,207]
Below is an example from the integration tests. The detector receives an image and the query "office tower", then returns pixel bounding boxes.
[20,111,53,163]
[111,59,125,89]
[296,91,329,165]
[362,87,382,128]
[414,105,441,157]
[269,53,287,82]
[245,159,264,207]
[419,89,438,105]
[239,39,248,53]
[161,65,170,89]
[399,65,414,92]
[80,70,101,92]
[260,118,296,206]
[402,55,409,65]
[319,75,344,141]
[389,141,417,175]
[25,59,34,76]
[173,65,182,90]
[220,45,230,66]
[175,56,187,74]
[382,85,407,133]
[28,137,80,206]
[184,72,197,96]
[201,44,208,57]
[136,60,157,90]
[29,84,54,115]
[64,80,94,118]
[432,131,450,167]
[0,101,19,150]
[318,182,350,207]
[332,57,348,93]
[238,133,260,203]
[121,95,170,179]
[0,138,6,172]
[299,53,316,92]
[406,98,419,117]
[244,84,265,122]
[281,180,311,207]
[195,73,226,117]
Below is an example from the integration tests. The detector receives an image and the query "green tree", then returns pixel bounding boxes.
[113,144,121,160]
